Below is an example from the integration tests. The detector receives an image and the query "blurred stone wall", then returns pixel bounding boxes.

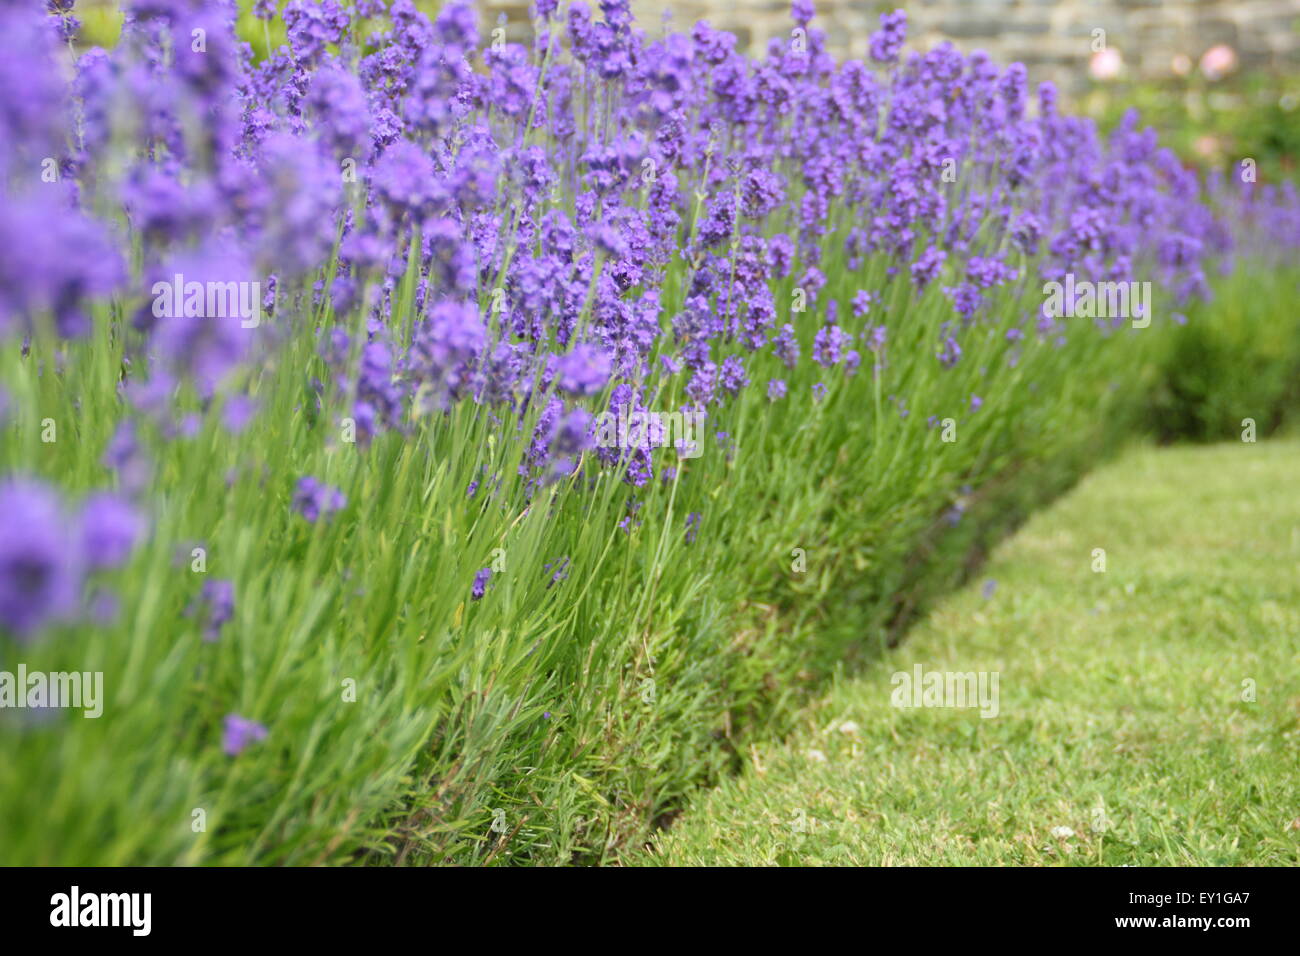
[483,0,1300,95]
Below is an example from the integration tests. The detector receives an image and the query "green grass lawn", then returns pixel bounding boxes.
[633,439,1300,866]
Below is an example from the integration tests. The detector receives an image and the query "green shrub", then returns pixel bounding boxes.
[1149,265,1300,442]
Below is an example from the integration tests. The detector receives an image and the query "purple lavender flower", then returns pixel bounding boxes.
[0,480,80,641]
[0,194,124,341]
[545,556,571,587]
[371,141,441,214]
[223,713,269,757]
[80,494,144,570]
[719,355,749,396]
[0,5,71,178]
[424,218,478,296]
[147,243,259,397]
[767,235,795,278]
[554,345,613,396]
[88,589,120,627]
[813,325,852,367]
[103,421,151,496]
[742,168,786,219]
[434,1,478,50]
[553,407,595,458]
[52,12,81,43]
[255,133,344,276]
[121,166,218,249]
[193,579,235,643]
[284,0,348,63]
[851,290,878,318]
[471,567,492,601]
[911,245,947,290]
[686,361,718,408]
[967,257,1018,290]
[292,477,347,523]
[306,63,373,161]
[869,10,907,64]
[222,396,258,434]
[939,336,962,368]
[408,302,487,409]
[774,324,801,369]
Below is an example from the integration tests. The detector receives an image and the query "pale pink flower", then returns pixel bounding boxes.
[1199,44,1237,81]
[1089,48,1123,81]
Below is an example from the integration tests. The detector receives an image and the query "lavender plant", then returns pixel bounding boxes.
[0,0,1296,864]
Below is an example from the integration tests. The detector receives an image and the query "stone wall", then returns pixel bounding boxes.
[483,0,1300,95]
